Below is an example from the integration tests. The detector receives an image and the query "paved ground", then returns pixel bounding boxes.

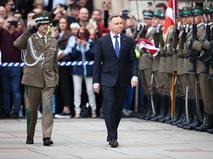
[0,118,213,159]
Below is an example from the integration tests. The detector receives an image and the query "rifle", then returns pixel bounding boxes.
[198,2,211,75]
[185,2,199,74]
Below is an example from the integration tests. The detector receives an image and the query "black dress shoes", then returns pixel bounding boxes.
[43,138,53,146]
[11,112,19,119]
[0,112,10,119]
[110,138,119,147]
[106,135,110,145]
[26,135,34,144]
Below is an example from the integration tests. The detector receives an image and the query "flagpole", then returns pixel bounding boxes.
[171,0,178,119]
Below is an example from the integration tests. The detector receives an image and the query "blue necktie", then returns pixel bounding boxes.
[114,35,120,58]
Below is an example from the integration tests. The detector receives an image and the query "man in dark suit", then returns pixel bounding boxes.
[93,15,138,147]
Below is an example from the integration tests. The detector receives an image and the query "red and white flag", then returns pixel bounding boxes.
[136,38,160,54]
[163,0,178,40]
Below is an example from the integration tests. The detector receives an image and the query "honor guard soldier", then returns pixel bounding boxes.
[166,9,184,124]
[134,10,155,120]
[191,3,213,132]
[150,9,166,121]
[181,6,205,129]
[14,11,59,146]
[171,7,192,126]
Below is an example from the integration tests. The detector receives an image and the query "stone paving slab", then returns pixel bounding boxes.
[0,118,213,159]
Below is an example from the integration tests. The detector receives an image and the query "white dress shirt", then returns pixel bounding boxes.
[110,32,121,50]
[37,32,47,44]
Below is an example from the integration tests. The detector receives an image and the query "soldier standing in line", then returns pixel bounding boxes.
[171,7,192,126]
[180,6,205,129]
[153,9,171,123]
[133,10,155,120]
[191,4,213,132]
[14,11,59,146]
[205,4,213,133]
[150,9,166,120]
[165,10,184,124]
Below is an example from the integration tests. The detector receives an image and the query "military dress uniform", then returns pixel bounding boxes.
[14,11,59,145]
[181,6,206,129]
[191,5,213,132]
[150,9,167,121]
[135,10,156,119]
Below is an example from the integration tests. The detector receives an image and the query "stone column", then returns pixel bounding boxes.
[111,0,129,15]
[93,0,105,11]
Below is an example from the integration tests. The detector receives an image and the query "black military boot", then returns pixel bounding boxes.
[159,96,171,123]
[195,113,213,132]
[148,93,161,119]
[183,99,203,130]
[166,96,182,124]
[142,95,153,120]
[137,109,148,119]
[150,95,167,121]
[137,95,148,119]
[207,128,213,134]
[178,99,193,128]
[144,94,154,120]
[171,98,186,126]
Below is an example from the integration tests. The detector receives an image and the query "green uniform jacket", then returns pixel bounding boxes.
[183,23,205,74]
[13,31,59,88]
[138,27,155,70]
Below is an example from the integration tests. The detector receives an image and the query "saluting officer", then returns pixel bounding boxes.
[14,11,59,146]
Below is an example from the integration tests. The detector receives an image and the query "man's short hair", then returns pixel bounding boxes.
[108,15,122,24]
[155,3,167,10]
[13,11,22,17]
[93,9,101,15]
[28,11,36,16]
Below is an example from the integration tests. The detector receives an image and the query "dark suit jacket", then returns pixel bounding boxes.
[93,33,138,87]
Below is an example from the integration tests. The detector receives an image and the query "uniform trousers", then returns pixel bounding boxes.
[179,75,187,98]
[159,73,170,96]
[176,75,185,97]
[28,86,54,138]
[139,69,152,95]
[185,74,196,99]
[199,75,213,115]
[153,71,163,94]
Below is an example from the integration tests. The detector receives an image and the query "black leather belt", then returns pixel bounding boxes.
[174,50,178,55]
[160,54,166,57]
[167,53,172,57]
[179,55,184,58]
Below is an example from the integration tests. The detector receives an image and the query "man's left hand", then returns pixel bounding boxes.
[131,76,138,87]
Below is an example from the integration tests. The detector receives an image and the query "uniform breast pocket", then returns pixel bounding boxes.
[34,46,42,51]
[50,48,57,55]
